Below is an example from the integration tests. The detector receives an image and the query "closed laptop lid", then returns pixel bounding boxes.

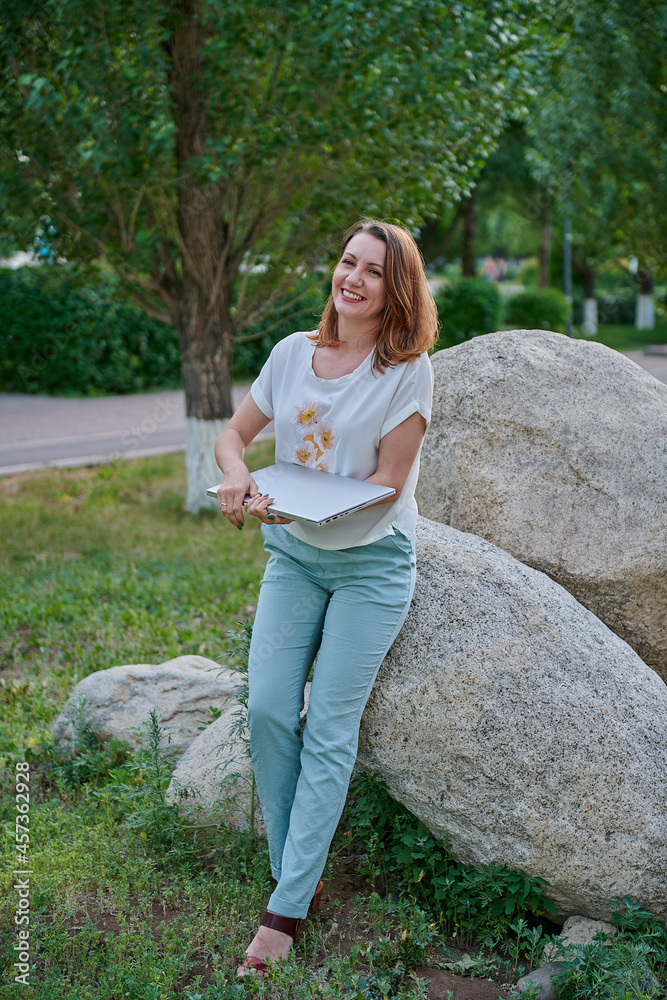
[206,462,394,526]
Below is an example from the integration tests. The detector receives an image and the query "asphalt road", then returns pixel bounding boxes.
[0,349,665,477]
[0,385,273,477]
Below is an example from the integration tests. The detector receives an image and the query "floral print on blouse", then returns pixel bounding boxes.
[291,401,336,473]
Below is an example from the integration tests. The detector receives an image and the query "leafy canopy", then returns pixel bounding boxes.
[0,0,550,331]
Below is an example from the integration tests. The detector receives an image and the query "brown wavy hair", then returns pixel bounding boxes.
[310,219,440,373]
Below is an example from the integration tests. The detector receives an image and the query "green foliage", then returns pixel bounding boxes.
[344,773,557,952]
[349,894,438,972]
[24,696,131,791]
[544,899,667,999]
[0,0,550,365]
[504,287,569,332]
[595,292,637,327]
[233,274,328,379]
[550,918,666,998]
[0,266,181,394]
[210,619,261,848]
[434,278,503,350]
[342,966,428,1000]
[524,0,667,266]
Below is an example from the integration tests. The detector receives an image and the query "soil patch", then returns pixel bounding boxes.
[413,966,513,999]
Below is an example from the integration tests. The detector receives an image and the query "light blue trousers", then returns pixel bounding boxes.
[247,524,416,920]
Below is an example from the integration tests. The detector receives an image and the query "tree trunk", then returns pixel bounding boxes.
[461,195,476,278]
[418,205,464,265]
[168,0,239,511]
[575,259,597,336]
[636,267,655,329]
[538,209,551,289]
[174,290,236,512]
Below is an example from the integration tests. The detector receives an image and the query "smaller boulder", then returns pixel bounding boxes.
[542,914,615,962]
[51,656,240,758]
[168,701,264,836]
[516,962,566,998]
[168,683,311,834]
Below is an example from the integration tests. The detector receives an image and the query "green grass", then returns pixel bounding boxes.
[570,322,667,354]
[0,444,274,757]
[1,451,665,998]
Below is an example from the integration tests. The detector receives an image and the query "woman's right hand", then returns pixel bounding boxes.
[217,463,257,529]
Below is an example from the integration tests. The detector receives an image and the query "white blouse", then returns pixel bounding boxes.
[251,331,433,549]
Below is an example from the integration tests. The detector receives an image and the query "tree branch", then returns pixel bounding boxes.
[130,292,174,326]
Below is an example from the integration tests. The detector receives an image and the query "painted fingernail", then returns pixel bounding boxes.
[237,524,243,530]
[267,514,275,521]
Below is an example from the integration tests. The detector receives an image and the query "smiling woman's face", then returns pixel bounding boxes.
[331,232,387,328]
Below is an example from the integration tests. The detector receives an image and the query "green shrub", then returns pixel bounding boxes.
[504,288,569,333]
[433,278,502,350]
[596,291,636,326]
[518,257,539,287]
[0,266,181,395]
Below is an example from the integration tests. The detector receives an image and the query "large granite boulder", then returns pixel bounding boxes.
[415,330,667,682]
[357,517,667,924]
[51,655,239,758]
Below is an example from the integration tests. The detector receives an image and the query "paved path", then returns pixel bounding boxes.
[0,386,273,477]
[0,350,665,477]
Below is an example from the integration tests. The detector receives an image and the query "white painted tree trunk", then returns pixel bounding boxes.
[583,298,598,336]
[185,416,229,513]
[636,294,655,329]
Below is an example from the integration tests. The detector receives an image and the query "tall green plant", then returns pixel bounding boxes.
[344,773,557,952]
[213,620,260,850]
[107,710,186,853]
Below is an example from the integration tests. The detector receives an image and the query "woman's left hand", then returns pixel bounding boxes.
[243,492,293,525]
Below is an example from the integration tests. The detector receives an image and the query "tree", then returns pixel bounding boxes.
[0,0,547,508]
[524,0,667,330]
[419,121,553,285]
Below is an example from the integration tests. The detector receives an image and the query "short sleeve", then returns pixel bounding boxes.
[250,350,274,419]
[379,353,433,439]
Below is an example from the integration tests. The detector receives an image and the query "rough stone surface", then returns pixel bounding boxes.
[415,330,667,682]
[357,517,667,924]
[168,696,265,836]
[516,962,566,998]
[167,683,311,834]
[51,656,239,758]
[542,914,615,962]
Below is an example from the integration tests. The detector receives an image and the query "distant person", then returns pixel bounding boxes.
[484,256,498,281]
[213,218,438,979]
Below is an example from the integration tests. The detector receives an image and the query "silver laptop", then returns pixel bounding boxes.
[206,462,395,526]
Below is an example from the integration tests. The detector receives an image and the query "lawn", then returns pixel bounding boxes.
[1,448,665,999]
[570,321,667,353]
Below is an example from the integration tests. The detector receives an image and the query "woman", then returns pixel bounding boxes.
[213,218,438,979]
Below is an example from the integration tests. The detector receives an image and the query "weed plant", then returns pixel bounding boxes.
[341,771,557,957]
[549,899,667,1000]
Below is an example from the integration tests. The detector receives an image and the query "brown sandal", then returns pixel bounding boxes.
[237,955,268,979]
[310,879,324,914]
[237,880,326,979]
[261,909,303,943]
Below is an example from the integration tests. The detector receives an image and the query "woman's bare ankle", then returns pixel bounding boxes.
[247,924,292,962]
